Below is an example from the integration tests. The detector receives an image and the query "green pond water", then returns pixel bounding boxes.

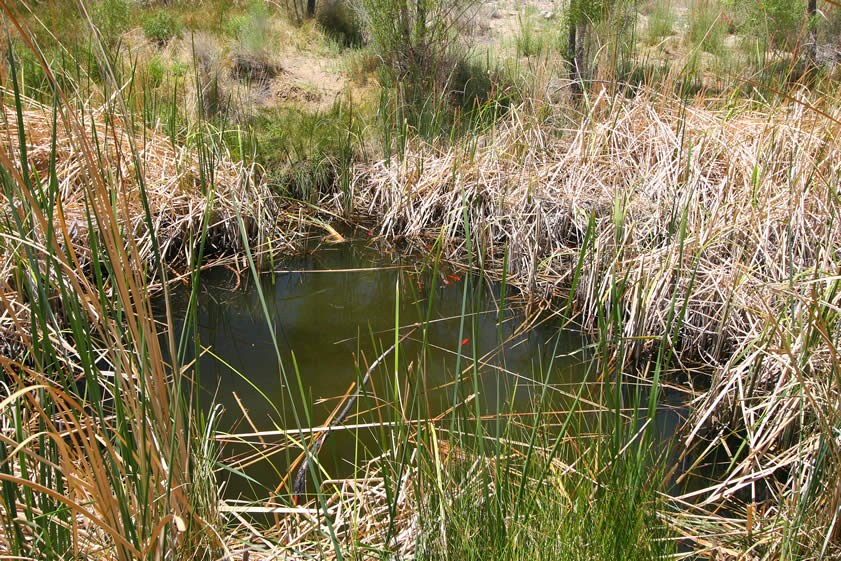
[162,238,687,500]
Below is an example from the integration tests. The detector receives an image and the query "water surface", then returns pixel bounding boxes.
[163,239,685,499]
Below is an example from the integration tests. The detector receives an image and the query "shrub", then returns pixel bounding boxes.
[645,0,675,45]
[449,56,514,115]
[753,0,807,48]
[356,0,481,88]
[688,0,726,54]
[143,11,183,46]
[317,0,364,47]
[515,12,547,57]
[282,0,316,24]
[229,0,276,82]
[235,0,270,54]
[172,60,189,78]
[146,55,166,86]
[93,0,132,46]
[342,47,380,85]
[723,0,807,49]
[225,15,249,39]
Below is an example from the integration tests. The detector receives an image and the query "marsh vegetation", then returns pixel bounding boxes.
[1,0,840,559]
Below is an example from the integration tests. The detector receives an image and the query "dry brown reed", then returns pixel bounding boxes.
[0,87,300,558]
[0,91,290,278]
[344,85,841,555]
[222,452,420,560]
[0,90,302,363]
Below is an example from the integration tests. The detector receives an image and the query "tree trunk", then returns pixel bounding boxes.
[568,22,584,92]
[567,20,576,61]
[307,0,316,18]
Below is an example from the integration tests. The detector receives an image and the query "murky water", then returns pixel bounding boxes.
[162,238,686,499]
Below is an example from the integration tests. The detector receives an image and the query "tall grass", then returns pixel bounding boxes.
[515,11,550,58]
[5,0,841,559]
[688,0,726,54]
[645,0,675,45]
[210,236,677,560]
[0,47,207,561]
[344,78,841,557]
[0,3,292,558]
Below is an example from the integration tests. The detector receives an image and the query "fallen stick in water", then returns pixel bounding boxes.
[291,327,417,504]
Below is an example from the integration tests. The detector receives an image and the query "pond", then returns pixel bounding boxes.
[162,237,687,500]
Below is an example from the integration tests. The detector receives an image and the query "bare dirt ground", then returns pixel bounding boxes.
[479,0,557,41]
[267,51,346,109]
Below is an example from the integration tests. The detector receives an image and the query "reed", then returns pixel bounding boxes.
[4,1,841,559]
[0,3,298,558]
[211,249,676,560]
[343,80,841,556]
[0,52,208,561]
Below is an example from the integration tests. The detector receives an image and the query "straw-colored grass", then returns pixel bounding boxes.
[344,85,841,555]
[0,92,290,278]
[221,450,419,560]
[0,90,306,366]
[0,86,305,559]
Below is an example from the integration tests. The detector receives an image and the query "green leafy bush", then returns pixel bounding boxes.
[755,0,807,47]
[723,0,807,49]
[249,105,361,201]
[143,11,183,45]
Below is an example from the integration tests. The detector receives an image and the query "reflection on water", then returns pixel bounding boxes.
[162,240,688,499]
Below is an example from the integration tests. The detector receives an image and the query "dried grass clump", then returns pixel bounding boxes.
[0,92,290,281]
[345,86,841,554]
[231,49,281,82]
[0,91,297,362]
[223,453,419,560]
